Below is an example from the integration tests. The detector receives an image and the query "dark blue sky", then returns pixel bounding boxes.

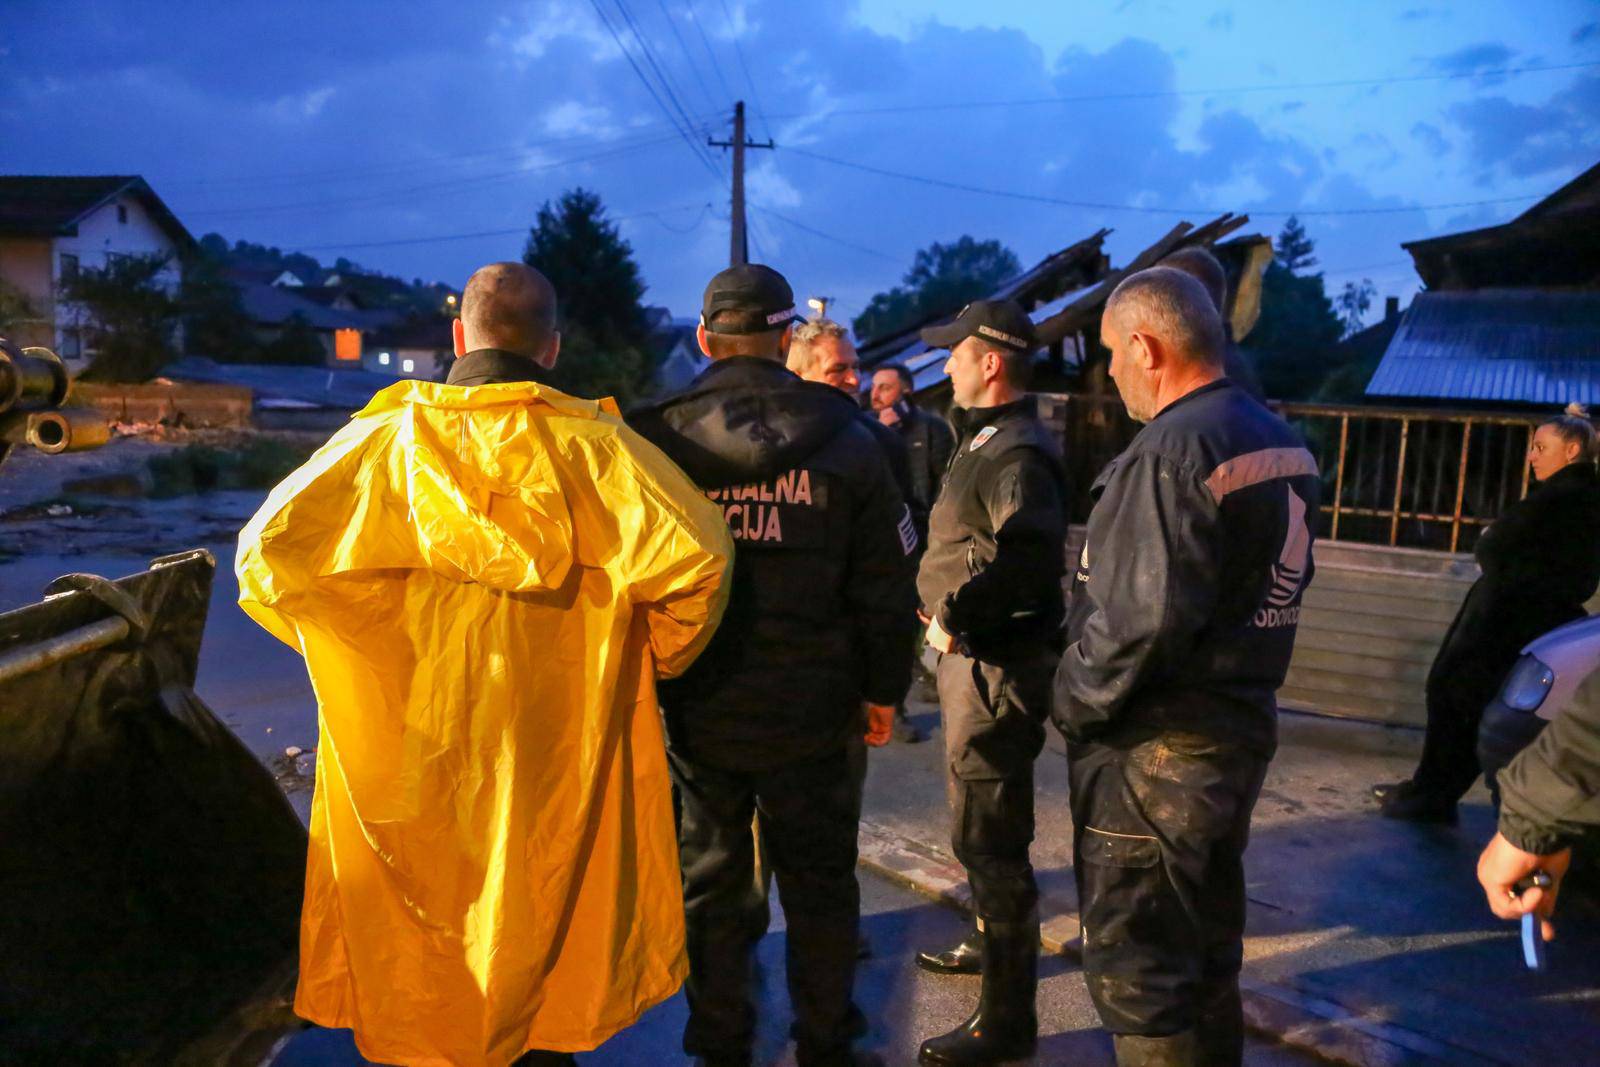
[5,1,1597,325]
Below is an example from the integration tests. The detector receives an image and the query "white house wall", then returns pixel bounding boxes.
[53,193,184,368]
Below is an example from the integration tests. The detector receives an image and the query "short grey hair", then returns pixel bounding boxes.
[1104,266,1225,367]
[786,317,851,376]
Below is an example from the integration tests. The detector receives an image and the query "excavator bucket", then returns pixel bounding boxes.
[0,549,306,1064]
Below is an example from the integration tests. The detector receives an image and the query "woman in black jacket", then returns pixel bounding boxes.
[1377,404,1600,822]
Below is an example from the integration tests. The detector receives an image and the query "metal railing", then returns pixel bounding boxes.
[1037,393,1558,553]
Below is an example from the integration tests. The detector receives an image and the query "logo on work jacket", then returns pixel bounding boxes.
[1253,487,1311,628]
[705,469,821,544]
[896,505,917,555]
[969,426,998,452]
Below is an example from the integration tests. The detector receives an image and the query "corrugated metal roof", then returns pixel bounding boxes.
[164,357,395,410]
[239,282,367,331]
[1365,289,1600,405]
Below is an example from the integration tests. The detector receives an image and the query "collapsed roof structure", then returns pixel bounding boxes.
[857,214,1272,405]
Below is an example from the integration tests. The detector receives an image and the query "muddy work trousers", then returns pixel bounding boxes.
[669,743,863,1066]
[1068,729,1269,1065]
[936,648,1052,924]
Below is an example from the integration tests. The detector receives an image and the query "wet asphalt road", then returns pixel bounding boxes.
[268,865,1318,1067]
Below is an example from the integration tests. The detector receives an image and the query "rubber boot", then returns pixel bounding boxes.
[1112,1031,1198,1066]
[916,920,1037,1065]
[916,917,983,975]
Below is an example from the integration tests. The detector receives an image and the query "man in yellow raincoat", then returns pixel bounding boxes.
[237,262,733,1067]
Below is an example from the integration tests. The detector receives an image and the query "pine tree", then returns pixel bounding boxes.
[1275,215,1318,274]
[523,188,656,404]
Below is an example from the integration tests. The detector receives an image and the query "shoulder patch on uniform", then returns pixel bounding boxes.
[896,504,918,555]
[969,426,998,452]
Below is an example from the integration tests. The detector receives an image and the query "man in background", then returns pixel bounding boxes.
[870,362,956,547]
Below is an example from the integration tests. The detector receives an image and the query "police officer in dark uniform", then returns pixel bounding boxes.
[1054,268,1320,1066]
[911,300,1068,1067]
[628,264,918,1067]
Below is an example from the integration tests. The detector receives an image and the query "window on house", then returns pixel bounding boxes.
[378,352,391,366]
[401,359,415,374]
[334,328,361,362]
[117,204,128,224]
[60,253,79,282]
[60,330,81,360]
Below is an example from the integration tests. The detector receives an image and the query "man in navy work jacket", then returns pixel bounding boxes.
[1054,267,1321,1066]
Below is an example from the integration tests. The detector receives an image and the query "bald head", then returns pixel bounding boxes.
[459,262,558,360]
[1104,266,1225,369]
[1159,246,1228,316]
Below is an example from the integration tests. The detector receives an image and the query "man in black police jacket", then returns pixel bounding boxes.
[628,264,917,1067]
[912,300,1068,1067]
[1054,267,1320,1067]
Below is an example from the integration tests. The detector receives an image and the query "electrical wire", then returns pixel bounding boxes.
[684,0,738,107]
[785,145,1542,218]
[749,203,900,263]
[586,0,726,181]
[612,0,725,176]
[283,201,712,252]
[763,61,1600,120]
[654,0,724,116]
[715,0,773,140]
[183,134,685,219]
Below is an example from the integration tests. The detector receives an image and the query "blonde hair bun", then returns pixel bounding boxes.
[1564,402,1590,419]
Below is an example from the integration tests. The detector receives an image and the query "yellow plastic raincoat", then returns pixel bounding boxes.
[236,379,732,1066]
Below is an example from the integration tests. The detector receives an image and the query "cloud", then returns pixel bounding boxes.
[1399,8,1437,19]
[1427,42,1516,75]
[492,0,619,63]
[267,86,336,121]
[1446,73,1600,181]
[1207,10,1233,30]
[541,100,615,137]
[1409,121,1451,158]
[1574,22,1600,44]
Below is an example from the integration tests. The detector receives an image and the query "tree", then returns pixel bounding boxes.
[179,247,257,360]
[1245,261,1344,401]
[853,236,1022,343]
[523,188,656,404]
[1335,278,1377,339]
[62,253,181,382]
[0,279,47,339]
[256,313,325,366]
[1275,215,1318,274]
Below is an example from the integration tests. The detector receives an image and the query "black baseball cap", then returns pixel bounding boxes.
[919,299,1037,353]
[701,263,801,334]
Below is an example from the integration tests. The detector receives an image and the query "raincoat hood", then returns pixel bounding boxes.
[628,356,859,487]
[237,377,732,1066]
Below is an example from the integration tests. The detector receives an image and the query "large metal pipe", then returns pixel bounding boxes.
[0,616,130,685]
[0,340,69,414]
[26,408,112,453]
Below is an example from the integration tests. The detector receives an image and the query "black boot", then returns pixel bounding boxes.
[917,920,1037,1065]
[1112,1031,1198,1066]
[916,920,983,975]
[1378,780,1458,824]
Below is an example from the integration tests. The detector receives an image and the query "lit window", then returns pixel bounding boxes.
[334,328,361,361]
[378,352,390,366]
[402,359,415,373]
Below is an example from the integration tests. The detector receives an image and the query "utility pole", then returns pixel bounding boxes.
[708,101,774,267]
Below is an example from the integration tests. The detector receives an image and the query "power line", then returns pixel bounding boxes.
[785,145,1542,218]
[612,0,725,176]
[654,0,723,116]
[684,0,737,106]
[764,61,1600,120]
[750,203,900,263]
[158,120,712,192]
[586,0,726,181]
[715,0,773,140]
[284,201,712,252]
[183,134,684,219]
